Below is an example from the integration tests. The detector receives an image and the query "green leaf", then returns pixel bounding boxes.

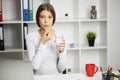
[86,31,96,40]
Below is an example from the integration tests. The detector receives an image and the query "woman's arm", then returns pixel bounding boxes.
[56,35,67,73]
[26,34,47,70]
[57,48,67,73]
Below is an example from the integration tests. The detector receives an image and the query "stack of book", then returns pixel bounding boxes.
[0,0,3,22]
[23,23,28,50]
[0,24,4,50]
[23,0,33,21]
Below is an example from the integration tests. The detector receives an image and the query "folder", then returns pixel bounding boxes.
[0,24,4,50]
[23,0,29,21]
[28,0,33,21]
[0,0,3,21]
[23,23,28,50]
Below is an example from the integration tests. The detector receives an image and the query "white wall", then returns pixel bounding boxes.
[108,0,120,69]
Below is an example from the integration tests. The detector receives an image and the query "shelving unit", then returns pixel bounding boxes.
[0,0,107,74]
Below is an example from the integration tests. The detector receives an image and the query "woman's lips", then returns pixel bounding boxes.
[44,25,48,27]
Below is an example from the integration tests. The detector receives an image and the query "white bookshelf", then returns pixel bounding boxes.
[0,0,108,74]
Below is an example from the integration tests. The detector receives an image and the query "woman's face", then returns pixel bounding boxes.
[39,10,53,30]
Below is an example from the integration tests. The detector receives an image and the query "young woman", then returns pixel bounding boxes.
[26,3,66,75]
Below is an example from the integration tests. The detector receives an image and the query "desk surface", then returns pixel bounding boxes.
[34,73,102,80]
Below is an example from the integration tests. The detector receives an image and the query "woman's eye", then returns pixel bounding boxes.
[39,16,44,18]
[39,15,53,19]
[49,16,53,19]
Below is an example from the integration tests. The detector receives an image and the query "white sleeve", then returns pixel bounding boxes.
[57,35,67,73]
[57,48,67,73]
[26,34,47,70]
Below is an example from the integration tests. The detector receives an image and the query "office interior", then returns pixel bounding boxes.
[0,0,120,80]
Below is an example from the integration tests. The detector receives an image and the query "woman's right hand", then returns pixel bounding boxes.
[40,29,55,44]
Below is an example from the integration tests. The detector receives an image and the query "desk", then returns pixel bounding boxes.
[34,72,102,80]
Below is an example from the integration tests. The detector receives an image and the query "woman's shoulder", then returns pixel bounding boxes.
[27,31,40,39]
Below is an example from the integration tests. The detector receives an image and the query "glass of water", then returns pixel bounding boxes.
[55,34,63,44]
[55,34,64,52]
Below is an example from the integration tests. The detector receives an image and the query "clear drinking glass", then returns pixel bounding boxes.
[55,34,64,52]
[55,34,63,44]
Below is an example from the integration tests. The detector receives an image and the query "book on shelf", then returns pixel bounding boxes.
[0,24,4,50]
[23,0,33,21]
[28,0,33,21]
[23,23,28,50]
[23,0,29,21]
[0,0,3,22]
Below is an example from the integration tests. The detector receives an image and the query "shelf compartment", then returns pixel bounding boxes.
[80,21,107,47]
[2,0,21,21]
[50,0,79,20]
[67,50,80,73]
[80,49,107,74]
[79,0,107,19]
[3,24,22,50]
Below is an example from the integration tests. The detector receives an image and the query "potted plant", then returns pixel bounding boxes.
[86,31,96,47]
[67,68,72,74]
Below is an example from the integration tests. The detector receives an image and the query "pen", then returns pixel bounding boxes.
[100,67,106,80]
[106,71,110,80]
[109,67,113,73]
[106,66,113,80]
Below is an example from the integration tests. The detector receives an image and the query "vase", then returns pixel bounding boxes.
[88,39,95,47]
[90,5,97,19]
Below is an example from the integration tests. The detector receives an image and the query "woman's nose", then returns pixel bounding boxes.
[45,18,48,23]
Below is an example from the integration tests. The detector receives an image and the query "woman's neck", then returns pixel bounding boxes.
[38,28,45,36]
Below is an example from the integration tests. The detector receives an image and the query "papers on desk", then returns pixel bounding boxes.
[34,73,102,80]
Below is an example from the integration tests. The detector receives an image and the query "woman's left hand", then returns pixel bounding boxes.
[56,39,66,53]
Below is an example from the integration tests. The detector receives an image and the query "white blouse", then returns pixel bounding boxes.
[26,31,66,75]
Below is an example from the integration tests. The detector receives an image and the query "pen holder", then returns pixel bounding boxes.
[102,73,120,80]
